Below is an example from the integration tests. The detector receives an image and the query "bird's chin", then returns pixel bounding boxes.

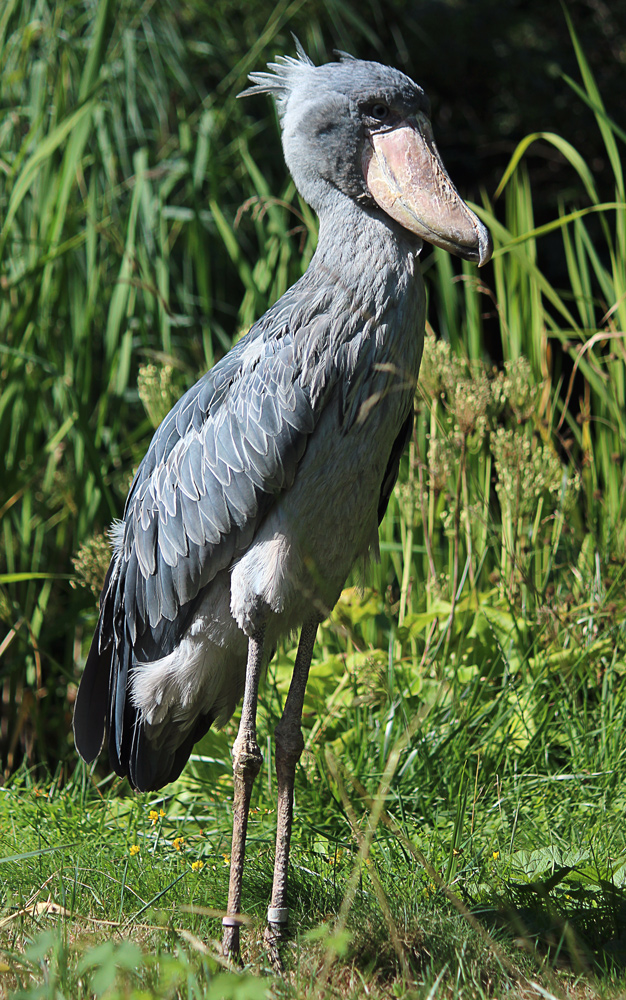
[362,120,493,267]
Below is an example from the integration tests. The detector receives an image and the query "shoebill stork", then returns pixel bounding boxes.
[73,43,492,958]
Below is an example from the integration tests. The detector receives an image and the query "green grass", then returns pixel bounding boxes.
[2,0,626,997]
[3,638,626,997]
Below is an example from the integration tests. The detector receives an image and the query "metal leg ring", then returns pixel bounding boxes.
[267,906,289,924]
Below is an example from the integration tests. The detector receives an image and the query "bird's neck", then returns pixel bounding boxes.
[291,189,426,416]
[311,190,423,302]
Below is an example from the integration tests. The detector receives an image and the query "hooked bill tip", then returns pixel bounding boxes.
[458,220,493,267]
[477,225,493,267]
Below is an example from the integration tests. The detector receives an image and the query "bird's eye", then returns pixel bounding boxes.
[369,103,389,121]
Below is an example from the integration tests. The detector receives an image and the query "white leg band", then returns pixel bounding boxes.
[267,906,289,924]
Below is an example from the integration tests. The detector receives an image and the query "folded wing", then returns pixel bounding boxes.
[73,319,317,781]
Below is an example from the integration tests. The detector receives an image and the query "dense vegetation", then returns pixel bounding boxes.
[1,0,625,996]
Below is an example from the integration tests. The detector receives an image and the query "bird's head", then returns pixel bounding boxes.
[241,42,492,266]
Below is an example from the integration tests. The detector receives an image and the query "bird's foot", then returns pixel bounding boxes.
[264,907,290,972]
[222,916,244,965]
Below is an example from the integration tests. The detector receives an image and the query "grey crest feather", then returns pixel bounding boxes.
[238,37,315,117]
[291,34,314,64]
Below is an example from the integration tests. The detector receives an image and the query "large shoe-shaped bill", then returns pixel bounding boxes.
[363,114,492,266]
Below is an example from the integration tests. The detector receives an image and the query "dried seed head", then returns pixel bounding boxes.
[492,427,577,517]
[72,532,112,596]
[138,363,180,429]
[501,357,538,423]
[427,434,454,492]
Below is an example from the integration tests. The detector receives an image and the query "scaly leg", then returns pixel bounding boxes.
[222,627,265,960]
[264,619,319,956]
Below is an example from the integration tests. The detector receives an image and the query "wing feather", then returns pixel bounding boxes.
[74,313,337,789]
[179,489,206,547]
[135,511,157,576]
[153,328,314,570]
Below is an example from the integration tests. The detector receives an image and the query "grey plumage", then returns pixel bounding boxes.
[74,47,491,809]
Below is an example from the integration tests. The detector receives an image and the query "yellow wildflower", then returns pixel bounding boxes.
[492,851,500,860]
[173,837,185,851]
[149,808,166,825]
[191,860,204,872]
[222,853,231,865]
[129,845,140,856]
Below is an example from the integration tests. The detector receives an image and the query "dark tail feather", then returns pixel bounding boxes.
[107,637,136,781]
[74,558,118,763]
[76,628,216,792]
[74,554,216,791]
[73,634,110,763]
[129,710,216,792]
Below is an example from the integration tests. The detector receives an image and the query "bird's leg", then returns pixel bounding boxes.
[222,626,265,960]
[264,618,319,956]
